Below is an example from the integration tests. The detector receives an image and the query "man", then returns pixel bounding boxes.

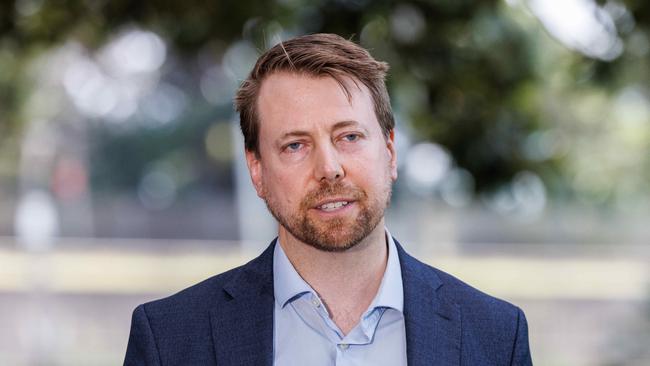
[125,33,532,365]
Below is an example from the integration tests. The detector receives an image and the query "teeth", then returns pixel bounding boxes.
[319,201,348,211]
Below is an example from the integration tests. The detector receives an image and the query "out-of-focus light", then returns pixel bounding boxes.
[54,42,144,122]
[139,83,187,125]
[138,166,177,211]
[404,142,452,195]
[390,4,426,44]
[105,85,139,122]
[484,186,517,215]
[523,130,566,162]
[14,190,59,251]
[205,122,233,164]
[63,57,118,118]
[15,0,42,17]
[604,1,635,34]
[223,41,258,82]
[530,0,623,61]
[439,168,475,207]
[484,171,547,220]
[200,64,238,105]
[360,16,389,48]
[512,171,547,218]
[612,86,650,147]
[88,28,169,122]
[263,21,287,50]
[102,29,167,75]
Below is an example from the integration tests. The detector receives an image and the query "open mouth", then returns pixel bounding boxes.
[317,201,350,212]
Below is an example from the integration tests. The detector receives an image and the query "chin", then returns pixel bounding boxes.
[305,236,363,253]
[298,217,381,253]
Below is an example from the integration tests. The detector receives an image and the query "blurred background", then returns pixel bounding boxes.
[0,0,649,364]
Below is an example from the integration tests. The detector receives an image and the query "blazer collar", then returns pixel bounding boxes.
[210,238,461,366]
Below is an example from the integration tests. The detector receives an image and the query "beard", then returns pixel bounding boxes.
[264,179,392,252]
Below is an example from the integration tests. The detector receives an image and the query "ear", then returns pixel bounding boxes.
[386,130,398,181]
[245,150,265,198]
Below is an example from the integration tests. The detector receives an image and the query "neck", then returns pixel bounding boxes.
[278,220,388,334]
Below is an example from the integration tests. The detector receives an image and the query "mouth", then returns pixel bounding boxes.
[318,201,350,211]
[313,199,355,212]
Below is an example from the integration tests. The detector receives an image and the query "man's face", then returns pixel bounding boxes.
[246,72,397,252]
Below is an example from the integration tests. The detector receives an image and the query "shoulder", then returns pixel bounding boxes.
[125,267,242,363]
[140,264,243,317]
[125,253,273,366]
[432,265,522,320]
[429,265,532,363]
[420,259,531,363]
[396,240,523,323]
[138,241,276,321]
[396,239,531,362]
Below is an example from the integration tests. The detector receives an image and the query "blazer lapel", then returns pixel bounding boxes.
[208,238,461,365]
[396,240,461,366]
[210,242,276,366]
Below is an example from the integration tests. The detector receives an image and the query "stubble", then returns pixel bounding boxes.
[264,178,392,252]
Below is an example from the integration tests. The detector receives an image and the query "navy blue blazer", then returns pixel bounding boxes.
[124,239,532,365]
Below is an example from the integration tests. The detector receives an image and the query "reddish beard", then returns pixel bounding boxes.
[264,180,391,252]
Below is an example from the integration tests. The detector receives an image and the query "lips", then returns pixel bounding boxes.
[303,182,365,213]
[314,196,354,209]
[318,201,350,211]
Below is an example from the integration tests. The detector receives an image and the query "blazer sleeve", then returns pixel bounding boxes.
[124,304,162,366]
[510,307,533,366]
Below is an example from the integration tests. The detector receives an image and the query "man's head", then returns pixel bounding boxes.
[235,33,397,252]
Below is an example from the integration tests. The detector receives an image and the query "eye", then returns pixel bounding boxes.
[284,142,303,152]
[342,134,359,142]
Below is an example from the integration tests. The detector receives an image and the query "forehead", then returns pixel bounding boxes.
[256,72,377,138]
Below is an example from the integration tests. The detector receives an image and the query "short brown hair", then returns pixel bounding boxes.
[234,33,394,157]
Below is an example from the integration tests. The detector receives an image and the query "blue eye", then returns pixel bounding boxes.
[286,142,302,151]
[343,134,359,142]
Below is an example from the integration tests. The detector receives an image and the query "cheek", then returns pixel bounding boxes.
[352,145,392,176]
[264,169,303,206]
[354,153,394,192]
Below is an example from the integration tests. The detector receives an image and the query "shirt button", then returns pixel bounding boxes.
[311,298,320,307]
[338,343,349,350]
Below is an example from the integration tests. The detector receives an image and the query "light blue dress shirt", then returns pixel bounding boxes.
[273,230,407,366]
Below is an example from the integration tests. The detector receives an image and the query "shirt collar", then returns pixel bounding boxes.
[368,230,404,313]
[273,238,313,308]
[272,228,404,313]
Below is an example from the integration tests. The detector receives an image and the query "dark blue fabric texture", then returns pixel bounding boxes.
[124,238,533,365]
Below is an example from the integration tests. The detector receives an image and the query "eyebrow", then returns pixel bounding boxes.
[332,120,362,131]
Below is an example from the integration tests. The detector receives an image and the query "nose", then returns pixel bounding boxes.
[313,143,344,182]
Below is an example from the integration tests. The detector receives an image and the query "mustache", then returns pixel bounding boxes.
[301,181,366,208]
